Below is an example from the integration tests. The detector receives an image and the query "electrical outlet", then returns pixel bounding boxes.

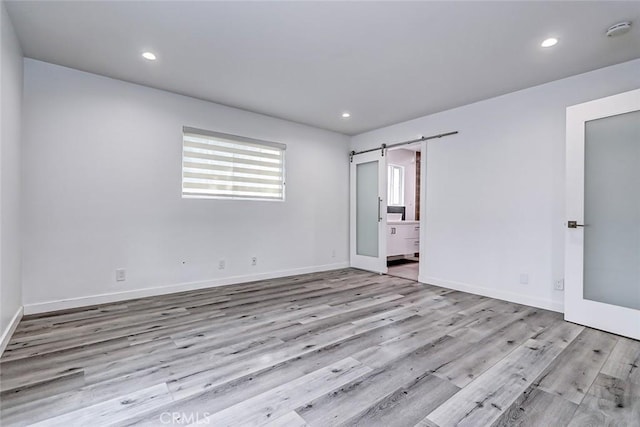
[519,274,529,285]
[554,279,564,291]
[251,257,257,266]
[218,259,226,270]
[331,249,336,258]
[115,268,126,282]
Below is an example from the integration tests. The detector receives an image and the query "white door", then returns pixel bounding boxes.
[350,150,387,274]
[565,88,640,340]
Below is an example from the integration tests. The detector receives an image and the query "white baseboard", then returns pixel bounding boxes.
[1,306,24,356]
[23,262,350,315]
[418,275,564,313]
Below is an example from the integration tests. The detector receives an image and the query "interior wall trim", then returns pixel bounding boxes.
[419,275,564,313]
[0,306,24,356]
[23,262,350,315]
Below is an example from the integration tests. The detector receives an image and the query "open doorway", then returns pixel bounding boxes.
[386,143,421,281]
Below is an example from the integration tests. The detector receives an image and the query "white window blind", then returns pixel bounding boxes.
[182,127,286,200]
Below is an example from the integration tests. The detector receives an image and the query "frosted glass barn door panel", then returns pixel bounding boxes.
[350,151,387,273]
[565,88,640,340]
[356,162,379,257]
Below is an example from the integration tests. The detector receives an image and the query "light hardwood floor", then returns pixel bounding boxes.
[1,269,638,426]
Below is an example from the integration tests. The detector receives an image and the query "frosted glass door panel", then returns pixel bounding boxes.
[583,110,640,310]
[356,161,379,257]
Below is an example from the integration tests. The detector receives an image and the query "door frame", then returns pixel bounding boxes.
[349,150,388,274]
[417,140,427,283]
[565,88,640,339]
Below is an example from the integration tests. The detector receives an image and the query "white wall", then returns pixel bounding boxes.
[22,59,350,313]
[386,148,416,221]
[352,59,640,312]
[1,1,23,344]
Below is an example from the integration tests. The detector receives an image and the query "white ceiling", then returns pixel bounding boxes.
[6,1,640,135]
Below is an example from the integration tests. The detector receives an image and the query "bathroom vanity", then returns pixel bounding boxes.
[387,221,420,257]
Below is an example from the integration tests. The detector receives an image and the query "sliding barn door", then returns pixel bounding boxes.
[350,151,387,274]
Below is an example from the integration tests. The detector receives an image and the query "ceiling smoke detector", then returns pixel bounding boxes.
[606,21,632,37]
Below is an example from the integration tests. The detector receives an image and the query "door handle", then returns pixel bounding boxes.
[567,220,585,229]
[378,197,383,222]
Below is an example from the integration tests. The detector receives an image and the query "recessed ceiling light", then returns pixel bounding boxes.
[341,112,351,118]
[142,52,157,61]
[541,38,558,48]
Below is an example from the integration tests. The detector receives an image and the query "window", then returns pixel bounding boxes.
[182,127,286,201]
[387,164,404,206]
